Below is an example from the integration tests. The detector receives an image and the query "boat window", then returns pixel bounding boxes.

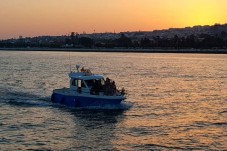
[85,80,94,88]
[77,80,81,87]
[101,78,105,86]
[72,79,76,86]
[93,79,104,90]
[77,80,86,88]
[81,80,86,88]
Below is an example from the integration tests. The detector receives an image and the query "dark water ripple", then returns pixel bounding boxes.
[0,51,227,150]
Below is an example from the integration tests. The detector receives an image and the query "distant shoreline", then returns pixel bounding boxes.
[0,47,227,54]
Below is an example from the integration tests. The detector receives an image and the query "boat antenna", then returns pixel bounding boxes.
[76,65,80,72]
[69,51,72,73]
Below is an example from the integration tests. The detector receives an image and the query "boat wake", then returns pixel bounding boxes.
[0,86,51,107]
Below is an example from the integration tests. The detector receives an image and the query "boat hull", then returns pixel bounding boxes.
[51,92,124,107]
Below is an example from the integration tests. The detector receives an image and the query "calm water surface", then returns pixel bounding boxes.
[0,51,227,150]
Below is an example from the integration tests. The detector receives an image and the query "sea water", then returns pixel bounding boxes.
[0,50,226,150]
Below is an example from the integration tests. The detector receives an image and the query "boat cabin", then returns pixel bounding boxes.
[69,72,109,95]
[67,66,125,96]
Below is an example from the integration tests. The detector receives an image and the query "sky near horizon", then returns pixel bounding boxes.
[0,0,227,39]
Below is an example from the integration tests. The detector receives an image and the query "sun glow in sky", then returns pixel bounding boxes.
[0,0,227,39]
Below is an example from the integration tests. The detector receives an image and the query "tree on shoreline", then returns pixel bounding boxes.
[1,24,227,50]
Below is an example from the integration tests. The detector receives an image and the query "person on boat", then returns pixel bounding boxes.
[104,77,111,95]
[112,81,116,90]
[105,77,110,85]
[81,67,85,72]
[104,77,118,96]
[111,80,117,94]
[121,88,126,95]
[90,79,103,95]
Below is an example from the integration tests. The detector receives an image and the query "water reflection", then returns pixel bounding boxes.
[55,107,126,150]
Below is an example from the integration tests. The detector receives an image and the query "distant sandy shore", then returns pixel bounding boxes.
[0,47,227,54]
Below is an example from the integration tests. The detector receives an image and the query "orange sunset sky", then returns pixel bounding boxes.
[0,0,227,39]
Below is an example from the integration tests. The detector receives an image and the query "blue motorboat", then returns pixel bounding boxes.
[51,65,126,107]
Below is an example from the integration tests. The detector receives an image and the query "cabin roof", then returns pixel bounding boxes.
[69,72,104,80]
